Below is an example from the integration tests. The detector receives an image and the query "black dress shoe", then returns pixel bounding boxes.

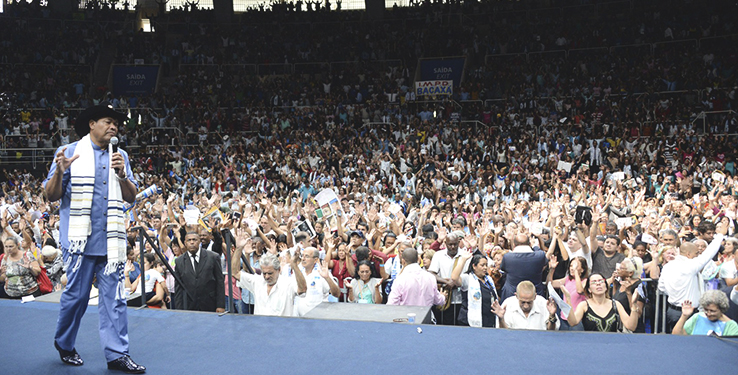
[54,341,84,366]
[107,355,146,374]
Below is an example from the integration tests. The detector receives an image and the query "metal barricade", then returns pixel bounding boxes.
[134,226,194,311]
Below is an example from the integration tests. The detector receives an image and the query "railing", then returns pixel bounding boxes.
[138,126,186,143]
[480,88,724,110]
[133,226,194,311]
[691,110,738,135]
[178,59,403,76]
[406,99,460,110]
[362,121,397,129]
[485,32,738,63]
[131,225,244,314]
[460,120,488,131]
[0,147,56,167]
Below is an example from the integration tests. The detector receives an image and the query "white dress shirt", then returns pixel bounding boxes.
[428,249,470,304]
[293,264,331,317]
[501,295,559,330]
[659,234,724,308]
[189,249,201,271]
[237,271,299,317]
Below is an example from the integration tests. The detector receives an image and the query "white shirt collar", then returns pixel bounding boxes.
[402,263,421,273]
[511,297,543,317]
[513,245,533,253]
[190,249,201,261]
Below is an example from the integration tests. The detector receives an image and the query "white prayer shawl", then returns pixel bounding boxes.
[465,273,498,328]
[68,134,127,297]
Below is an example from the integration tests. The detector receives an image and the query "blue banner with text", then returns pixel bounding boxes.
[418,58,466,85]
[112,66,160,95]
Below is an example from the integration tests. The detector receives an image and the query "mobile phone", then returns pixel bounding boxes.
[233,211,242,219]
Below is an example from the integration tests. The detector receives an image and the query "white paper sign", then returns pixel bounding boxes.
[641,233,658,245]
[615,217,633,229]
[292,220,317,239]
[315,188,347,231]
[415,80,453,97]
[547,283,571,317]
[530,222,543,235]
[244,218,259,233]
[184,206,201,225]
[315,188,339,207]
[557,161,572,172]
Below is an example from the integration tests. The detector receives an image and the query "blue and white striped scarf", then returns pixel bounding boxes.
[69,134,127,297]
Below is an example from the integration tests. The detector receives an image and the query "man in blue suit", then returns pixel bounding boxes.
[44,103,146,373]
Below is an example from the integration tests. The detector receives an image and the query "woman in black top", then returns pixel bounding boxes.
[567,273,641,332]
[611,257,646,332]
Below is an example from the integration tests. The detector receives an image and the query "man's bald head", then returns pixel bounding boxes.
[680,242,698,259]
[513,234,530,247]
[402,248,418,264]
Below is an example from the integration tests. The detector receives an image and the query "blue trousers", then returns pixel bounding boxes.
[225,297,249,314]
[54,254,128,362]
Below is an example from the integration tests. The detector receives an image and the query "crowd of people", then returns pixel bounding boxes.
[3,94,738,334]
[2,0,738,152]
[1,0,738,338]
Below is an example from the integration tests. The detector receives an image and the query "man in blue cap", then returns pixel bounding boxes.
[44,103,145,373]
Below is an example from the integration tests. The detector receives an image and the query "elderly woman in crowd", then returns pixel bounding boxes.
[611,257,646,332]
[673,290,738,336]
[0,237,42,298]
[421,249,435,270]
[644,245,677,280]
[39,245,65,291]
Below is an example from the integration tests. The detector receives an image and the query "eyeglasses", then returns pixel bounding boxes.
[590,279,607,285]
[703,307,721,314]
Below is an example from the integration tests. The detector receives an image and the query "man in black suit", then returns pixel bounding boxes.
[174,230,225,312]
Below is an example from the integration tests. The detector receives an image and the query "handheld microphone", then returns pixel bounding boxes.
[110,136,120,173]
[110,136,119,153]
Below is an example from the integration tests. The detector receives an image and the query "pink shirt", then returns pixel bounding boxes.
[387,263,445,306]
[562,276,587,321]
[226,275,242,300]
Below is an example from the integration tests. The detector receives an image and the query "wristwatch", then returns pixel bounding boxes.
[547,314,558,324]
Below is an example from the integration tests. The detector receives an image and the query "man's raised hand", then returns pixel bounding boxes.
[54,147,79,174]
[319,259,330,279]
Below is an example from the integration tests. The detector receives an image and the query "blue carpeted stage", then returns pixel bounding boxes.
[0,299,736,375]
